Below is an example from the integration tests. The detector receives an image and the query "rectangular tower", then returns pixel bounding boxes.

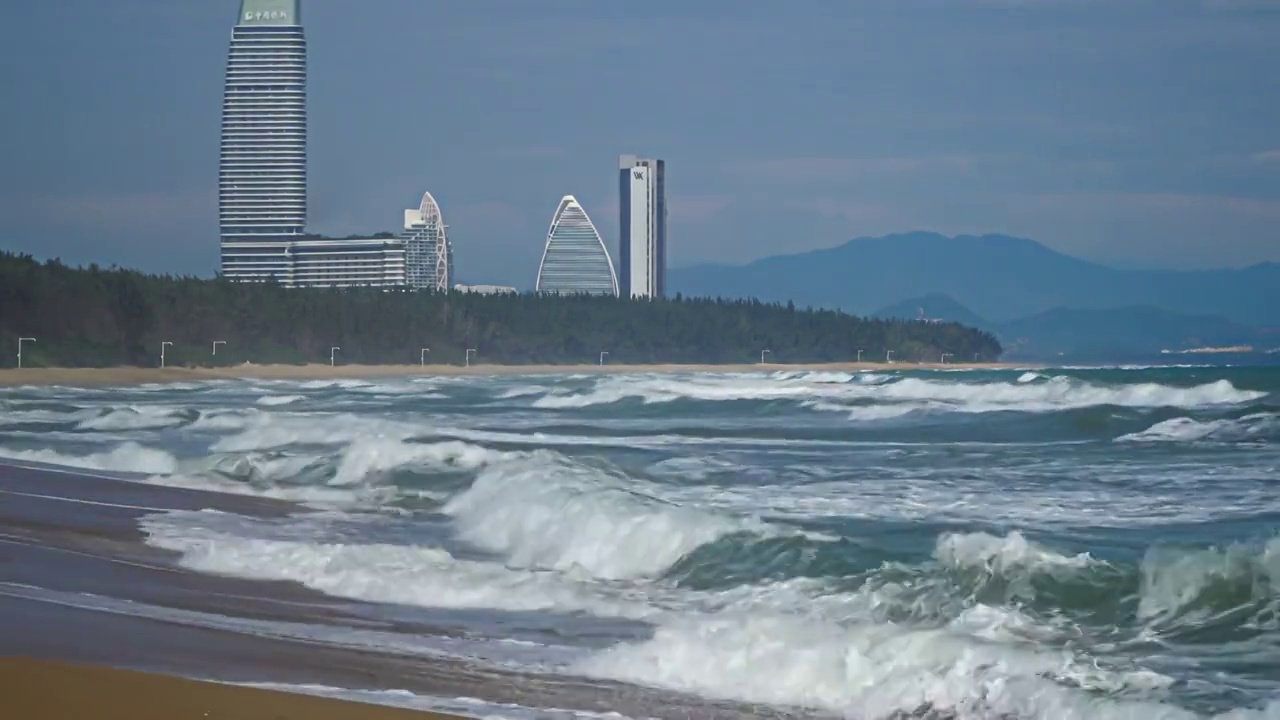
[219,0,306,281]
[618,154,666,299]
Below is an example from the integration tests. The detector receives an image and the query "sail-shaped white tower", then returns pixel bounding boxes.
[535,196,618,296]
[403,191,452,291]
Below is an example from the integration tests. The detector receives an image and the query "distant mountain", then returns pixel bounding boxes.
[870,292,1262,360]
[872,293,995,331]
[669,232,1280,326]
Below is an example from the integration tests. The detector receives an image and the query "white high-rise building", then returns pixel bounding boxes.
[618,154,667,299]
[536,195,618,296]
[219,0,307,280]
[402,191,453,291]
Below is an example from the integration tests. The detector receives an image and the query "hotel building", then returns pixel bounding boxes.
[217,1,409,289]
[402,192,453,292]
[219,0,307,279]
[536,195,619,296]
[617,154,667,299]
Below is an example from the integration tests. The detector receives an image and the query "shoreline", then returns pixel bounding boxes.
[0,657,457,720]
[0,361,1030,388]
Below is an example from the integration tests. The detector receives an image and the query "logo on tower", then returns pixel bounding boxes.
[244,9,289,22]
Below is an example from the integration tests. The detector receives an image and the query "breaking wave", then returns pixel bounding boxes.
[529,373,1266,418]
[5,367,1280,719]
[441,453,769,580]
[1119,413,1280,444]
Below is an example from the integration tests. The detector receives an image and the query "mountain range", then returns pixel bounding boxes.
[669,232,1280,360]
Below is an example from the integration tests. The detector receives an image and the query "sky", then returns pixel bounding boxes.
[2,0,1279,288]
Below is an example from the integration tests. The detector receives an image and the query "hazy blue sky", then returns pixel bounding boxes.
[2,0,1278,287]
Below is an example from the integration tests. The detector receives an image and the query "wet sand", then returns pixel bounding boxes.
[0,361,1027,387]
[0,657,450,720]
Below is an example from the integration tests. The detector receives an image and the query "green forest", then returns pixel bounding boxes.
[0,253,1002,368]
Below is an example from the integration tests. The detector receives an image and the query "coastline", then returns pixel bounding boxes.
[0,361,1029,388]
[0,657,456,720]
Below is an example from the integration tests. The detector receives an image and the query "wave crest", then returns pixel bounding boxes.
[442,454,755,580]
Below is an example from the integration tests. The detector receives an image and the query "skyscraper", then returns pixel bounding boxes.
[219,0,307,280]
[618,154,666,299]
[402,191,453,291]
[536,195,618,296]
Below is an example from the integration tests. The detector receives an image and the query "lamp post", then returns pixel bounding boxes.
[160,341,173,368]
[856,349,863,363]
[17,337,35,369]
[599,351,609,366]
[886,350,894,364]
[420,348,430,366]
[212,340,226,356]
[465,348,477,367]
[761,349,771,364]
[330,346,340,367]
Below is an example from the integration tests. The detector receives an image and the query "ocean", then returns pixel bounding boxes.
[1,365,1278,719]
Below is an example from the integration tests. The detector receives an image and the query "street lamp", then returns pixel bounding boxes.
[761,349,771,364]
[330,346,340,367]
[886,350,894,363]
[599,351,609,366]
[420,348,430,366]
[17,337,35,369]
[465,348,477,367]
[212,340,226,356]
[160,341,173,368]
[856,349,863,363]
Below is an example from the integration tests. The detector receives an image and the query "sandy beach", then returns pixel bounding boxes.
[0,658,453,720]
[0,360,1027,387]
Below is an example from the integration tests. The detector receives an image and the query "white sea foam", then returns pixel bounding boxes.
[0,404,96,427]
[181,439,513,506]
[296,379,375,390]
[188,408,260,431]
[76,405,190,431]
[139,509,658,619]
[330,438,512,486]
[935,530,1097,575]
[0,441,179,474]
[577,609,1189,720]
[873,376,1263,411]
[209,412,419,452]
[495,384,550,399]
[1119,413,1279,443]
[531,372,1265,416]
[145,471,379,506]
[255,394,305,406]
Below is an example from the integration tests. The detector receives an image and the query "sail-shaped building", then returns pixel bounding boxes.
[403,191,453,291]
[535,196,618,296]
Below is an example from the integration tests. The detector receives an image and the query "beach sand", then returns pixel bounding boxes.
[0,657,454,720]
[0,361,1027,387]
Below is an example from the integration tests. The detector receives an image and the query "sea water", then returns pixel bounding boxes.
[1,366,1278,719]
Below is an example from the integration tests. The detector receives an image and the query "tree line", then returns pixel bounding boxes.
[0,252,1002,368]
